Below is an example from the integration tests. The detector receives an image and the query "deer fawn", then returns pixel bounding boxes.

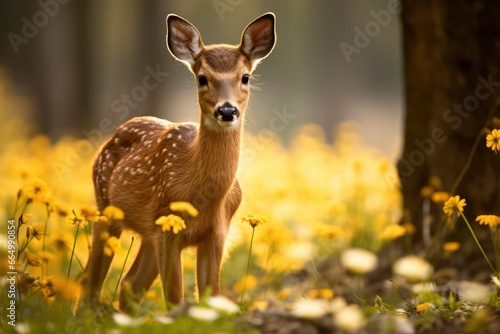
[85,13,276,310]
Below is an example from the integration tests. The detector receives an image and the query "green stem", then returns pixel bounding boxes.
[240,227,256,305]
[66,225,80,287]
[112,236,135,303]
[449,129,487,197]
[16,199,30,256]
[460,212,496,274]
[493,227,500,272]
[41,204,51,279]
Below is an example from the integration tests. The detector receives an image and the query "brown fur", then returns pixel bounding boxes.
[84,13,276,310]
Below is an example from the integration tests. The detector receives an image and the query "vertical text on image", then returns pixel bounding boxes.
[7,219,18,327]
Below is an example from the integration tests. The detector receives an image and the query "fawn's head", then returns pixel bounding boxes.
[166,13,276,130]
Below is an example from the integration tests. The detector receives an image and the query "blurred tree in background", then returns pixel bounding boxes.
[399,0,500,247]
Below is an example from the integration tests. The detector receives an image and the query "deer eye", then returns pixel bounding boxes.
[198,75,208,86]
[242,74,250,85]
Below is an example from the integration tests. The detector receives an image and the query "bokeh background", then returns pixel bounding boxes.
[0,0,403,160]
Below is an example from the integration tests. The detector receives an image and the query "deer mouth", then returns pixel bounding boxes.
[216,118,239,127]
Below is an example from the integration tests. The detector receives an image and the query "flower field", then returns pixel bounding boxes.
[1,73,500,333]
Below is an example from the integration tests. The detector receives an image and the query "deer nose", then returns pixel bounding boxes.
[215,104,239,122]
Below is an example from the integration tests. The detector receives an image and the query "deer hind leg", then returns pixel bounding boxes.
[87,220,123,304]
[119,241,159,312]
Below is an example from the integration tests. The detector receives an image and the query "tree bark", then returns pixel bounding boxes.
[399,1,500,244]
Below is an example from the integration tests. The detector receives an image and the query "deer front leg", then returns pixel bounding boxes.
[196,231,226,299]
[155,236,183,306]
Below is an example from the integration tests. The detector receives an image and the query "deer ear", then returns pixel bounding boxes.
[166,14,203,67]
[240,13,276,71]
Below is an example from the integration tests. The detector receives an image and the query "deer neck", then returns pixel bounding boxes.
[186,115,242,195]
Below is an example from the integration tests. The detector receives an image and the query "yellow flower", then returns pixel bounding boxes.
[104,236,121,256]
[169,202,198,217]
[30,222,45,241]
[18,272,37,294]
[51,233,69,253]
[25,249,41,267]
[443,195,466,217]
[41,276,57,300]
[241,213,266,228]
[81,205,107,223]
[403,223,416,235]
[379,224,406,241]
[103,205,124,221]
[443,242,460,253]
[66,209,88,228]
[475,215,500,227]
[416,302,432,312]
[249,301,269,311]
[277,288,291,300]
[486,129,500,153]
[431,191,451,204]
[155,214,186,234]
[420,186,434,199]
[234,275,258,293]
[316,223,343,239]
[25,178,52,203]
[145,290,157,301]
[307,288,334,299]
[19,214,32,226]
[52,202,69,217]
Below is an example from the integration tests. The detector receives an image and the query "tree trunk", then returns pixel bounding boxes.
[398,1,500,245]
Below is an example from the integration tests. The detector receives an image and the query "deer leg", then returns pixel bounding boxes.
[196,233,225,298]
[87,220,122,304]
[119,241,159,311]
[155,236,183,306]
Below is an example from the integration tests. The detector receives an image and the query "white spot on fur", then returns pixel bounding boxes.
[172,143,177,148]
